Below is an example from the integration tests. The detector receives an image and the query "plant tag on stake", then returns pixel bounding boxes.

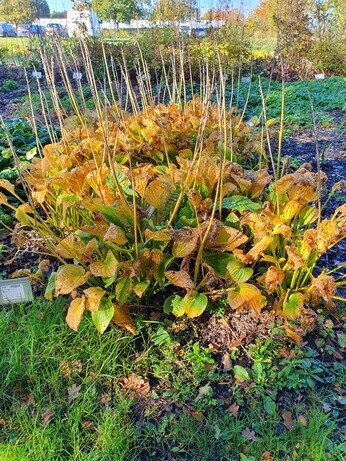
[73,72,83,80]
[32,71,42,79]
[0,277,33,305]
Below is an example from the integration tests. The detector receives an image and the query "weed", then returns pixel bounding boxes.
[1,80,18,91]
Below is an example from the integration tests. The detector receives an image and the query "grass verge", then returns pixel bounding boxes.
[0,299,345,460]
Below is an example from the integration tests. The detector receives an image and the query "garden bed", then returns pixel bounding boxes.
[0,62,345,460]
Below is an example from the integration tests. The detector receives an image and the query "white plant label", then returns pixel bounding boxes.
[32,71,42,79]
[0,278,33,305]
[1,283,25,302]
[73,72,83,80]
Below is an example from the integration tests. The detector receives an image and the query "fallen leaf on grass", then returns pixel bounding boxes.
[81,420,94,428]
[60,359,83,378]
[282,410,294,430]
[100,393,111,406]
[42,409,54,425]
[322,402,332,413]
[189,410,204,421]
[68,383,81,405]
[226,402,239,417]
[19,393,35,410]
[195,383,212,402]
[119,375,150,398]
[262,451,274,460]
[298,414,308,426]
[241,427,257,441]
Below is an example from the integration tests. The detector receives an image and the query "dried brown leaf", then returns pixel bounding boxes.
[119,375,150,398]
[165,270,194,290]
[226,402,239,417]
[68,383,81,405]
[42,409,54,426]
[241,427,257,441]
[282,410,294,430]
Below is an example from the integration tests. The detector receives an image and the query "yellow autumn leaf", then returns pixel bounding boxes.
[0,179,15,194]
[79,224,108,238]
[285,327,303,346]
[31,189,48,205]
[280,199,302,222]
[112,304,136,335]
[165,270,194,290]
[103,223,128,245]
[66,296,86,332]
[227,283,266,315]
[172,236,198,258]
[285,245,304,270]
[144,228,171,242]
[15,204,34,226]
[246,235,272,262]
[0,191,9,206]
[83,287,106,312]
[144,179,172,210]
[55,265,90,296]
[56,234,85,260]
[208,223,248,252]
[90,250,118,278]
[183,291,208,319]
[138,249,164,277]
[265,267,285,295]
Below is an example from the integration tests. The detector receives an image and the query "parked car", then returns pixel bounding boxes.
[192,27,207,37]
[0,23,17,37]
[17,24,31,37]
[18,24,45,37]
[45,23,68,37]
[29,25,45,36]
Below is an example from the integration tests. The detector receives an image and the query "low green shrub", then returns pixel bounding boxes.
[311,38,346,76]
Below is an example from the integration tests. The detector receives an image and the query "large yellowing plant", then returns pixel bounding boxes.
[1,99,345,340]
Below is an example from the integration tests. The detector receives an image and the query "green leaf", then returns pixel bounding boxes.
[252,362,263,381]
[26,147,38,160]
[44,271,57,300]
[203,252,236,278]
[183,291,208,319]
[103,276,116,288]
[227,260,253,284]
[233,365,250,381]
[151,327,171,346]
[225,212,240,225]
[91,297,114,334]
[163,294,184,317]
[337,333,346,348]
[172,295,185,317]
[115,276,132,306]
[1,148,12,159]
[283,292,304,320]
[133,280,150,298]
[222,195,261,212]
[263,396,276,415]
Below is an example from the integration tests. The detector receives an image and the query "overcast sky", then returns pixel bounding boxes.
[47,0,261,14]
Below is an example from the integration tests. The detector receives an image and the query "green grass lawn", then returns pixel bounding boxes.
[0,299,345,460]
[0,37,29,63]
